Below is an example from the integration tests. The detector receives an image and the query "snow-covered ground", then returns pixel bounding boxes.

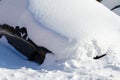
[0,0,120,80]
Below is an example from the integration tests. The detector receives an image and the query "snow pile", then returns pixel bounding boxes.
[29,0,120,41]
[0,0,120,80]
[29,0,120,59]
[28,0,120,79]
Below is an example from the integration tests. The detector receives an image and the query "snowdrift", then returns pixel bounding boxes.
[0,0,120,79]
[29,0,120,60]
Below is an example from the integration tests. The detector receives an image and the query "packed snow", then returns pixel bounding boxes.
[0,0,120,80]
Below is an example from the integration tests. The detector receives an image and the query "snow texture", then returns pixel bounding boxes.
[102,0,120,16]
[0,0,120,80]
[29,0,120,45]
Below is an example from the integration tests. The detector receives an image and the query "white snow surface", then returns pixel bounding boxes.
[29,0,120,45]
[0,0,120,80]
[102,0,120,16]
